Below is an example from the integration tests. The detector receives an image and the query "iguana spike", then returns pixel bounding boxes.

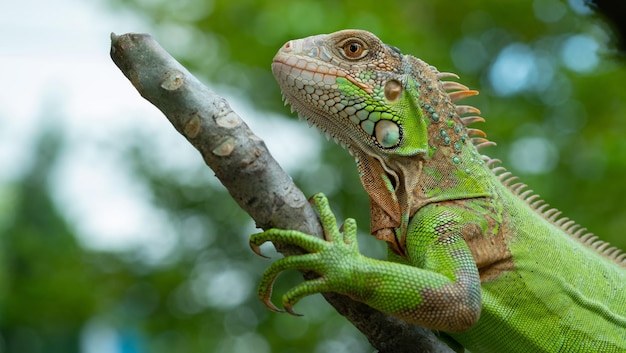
[471,137,489,145]
[593,241,611,252]
[491,167,507,175]
[501,176,519,187]
[585,234,599,244]
[604,246,620,257]
[544,209,562,221]
[530,199,545,209]
[566,224,581,233]
[456,105,481,116]
[486,158,501,167]
[560,220,576,230]
[554,217,571,227]
[509,182,526,193]
[611,249,625,259]
[550,211,563,221]
[521,193,538,202]
[497,171,512,181]
[518,189,535,199]
[500,176,518,186]
[467,128,487,138]
[436,72,460,79]
[461,116,485,126]
[442,81,469,92]
[586,237,601,247]
[448,90,479,103]
[474,140,497,150]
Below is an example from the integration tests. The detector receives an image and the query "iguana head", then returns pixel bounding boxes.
[272,30,493,252]
[273,30,431,157]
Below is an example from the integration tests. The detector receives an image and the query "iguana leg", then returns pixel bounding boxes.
[250,193,482,332]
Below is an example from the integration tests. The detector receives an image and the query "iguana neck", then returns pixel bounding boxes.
[395,57,495,212]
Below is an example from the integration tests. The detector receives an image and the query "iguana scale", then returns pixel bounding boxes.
[250,29,626,352]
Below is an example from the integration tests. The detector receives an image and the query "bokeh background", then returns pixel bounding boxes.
[2,0,625,352]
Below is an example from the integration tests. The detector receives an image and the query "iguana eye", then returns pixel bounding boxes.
[342,39,367,59]
[347,42,361,55]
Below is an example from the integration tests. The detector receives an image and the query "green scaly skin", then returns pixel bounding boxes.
[251,30,626,352]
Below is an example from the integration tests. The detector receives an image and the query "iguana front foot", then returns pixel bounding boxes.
[249,193,362,315]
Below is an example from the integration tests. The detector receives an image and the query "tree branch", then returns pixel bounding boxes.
[109,32,453,353]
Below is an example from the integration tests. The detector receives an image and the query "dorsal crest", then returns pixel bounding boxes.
[438,72,626,267]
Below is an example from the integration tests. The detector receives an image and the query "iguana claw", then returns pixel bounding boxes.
[249,193,361,315]
[284,304,302,317]
[262,296,285,313]
[249,242,269,259]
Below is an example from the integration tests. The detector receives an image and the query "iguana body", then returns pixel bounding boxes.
[250,30,626,352]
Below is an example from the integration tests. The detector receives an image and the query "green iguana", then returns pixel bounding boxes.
[249,29,626,352]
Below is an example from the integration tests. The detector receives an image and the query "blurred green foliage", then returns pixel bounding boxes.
[3,0,626,352]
